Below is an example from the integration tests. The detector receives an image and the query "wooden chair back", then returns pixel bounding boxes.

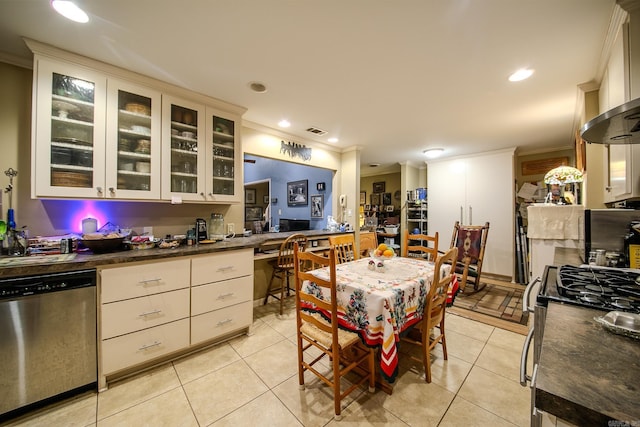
[328,234,358,264]
[359,231,377,258]
[276,233,308,269]
[450,221,489,292]
[427,247,458,331]
[403,229,439,261]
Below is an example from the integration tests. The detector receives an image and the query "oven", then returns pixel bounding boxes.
[520,264,640,426]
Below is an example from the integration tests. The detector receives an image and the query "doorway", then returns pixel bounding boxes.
[244,179,271,233]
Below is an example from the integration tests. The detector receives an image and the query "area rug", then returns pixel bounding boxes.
[449,281,529,334]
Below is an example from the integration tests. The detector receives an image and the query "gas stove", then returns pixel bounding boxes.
[538,265,640,314]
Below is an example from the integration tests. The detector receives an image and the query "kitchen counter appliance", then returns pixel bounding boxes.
[0,269,97,420]
[520,264,640,425]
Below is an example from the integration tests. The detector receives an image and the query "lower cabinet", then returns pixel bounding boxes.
[98,248,253,389]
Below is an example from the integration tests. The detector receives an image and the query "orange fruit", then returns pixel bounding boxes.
[383,249,394,257]
[377,243,387,252]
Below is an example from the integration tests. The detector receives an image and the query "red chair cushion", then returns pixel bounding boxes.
[454,228,482,263]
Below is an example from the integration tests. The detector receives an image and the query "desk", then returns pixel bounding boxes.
[303,256,443,382]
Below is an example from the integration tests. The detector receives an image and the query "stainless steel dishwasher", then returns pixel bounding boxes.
[0,268,97,419]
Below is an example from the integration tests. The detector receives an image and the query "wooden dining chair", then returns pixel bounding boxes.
[450,221,490,293]
[293,243,375,420]
[403,229,439,261]
[400,246,458,383]
[359,231,378,258]
[328,234,358,264]
[263,233,308,315]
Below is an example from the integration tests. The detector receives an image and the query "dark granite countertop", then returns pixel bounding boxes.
[536,302,640,426]
[0,229,351,278]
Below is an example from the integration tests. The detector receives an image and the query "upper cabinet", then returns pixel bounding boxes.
[28,41,245,203]
[32,60,107,198]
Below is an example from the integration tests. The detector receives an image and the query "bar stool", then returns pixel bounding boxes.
[263,233,308,315]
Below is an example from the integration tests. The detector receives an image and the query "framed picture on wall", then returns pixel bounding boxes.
[373,181,385,193]
[245,188,256,204]
[370,193,380,206]
[359,191,366,205]
[245,206,263,221]
[382,192,392,205]
[311,194,324,218]
[287,179,308,206]
[263,195,269,204]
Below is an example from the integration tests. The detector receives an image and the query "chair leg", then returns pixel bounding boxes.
[440,319,448,360]
[424,340,432,383]
[278,271,285,316]
[263,268,278,305]
[333,348,342,420]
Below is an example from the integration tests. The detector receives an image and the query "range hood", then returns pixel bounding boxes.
[580,97,640,144]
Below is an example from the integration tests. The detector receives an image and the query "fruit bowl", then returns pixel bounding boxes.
[369,249,396,262]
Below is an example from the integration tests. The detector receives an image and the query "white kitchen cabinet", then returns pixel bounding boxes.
[190,249,253,344]
[206,107,242,203]
[28,40,246,203]
[105,79,162,199]
[160,95,206,201]
[32,58,107,198]
[604,144,640,203]
[427,149,515,278]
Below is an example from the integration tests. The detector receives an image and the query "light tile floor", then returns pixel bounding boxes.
[3,299,533,427]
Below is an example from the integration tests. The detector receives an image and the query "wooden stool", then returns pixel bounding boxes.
[263,233,308,315]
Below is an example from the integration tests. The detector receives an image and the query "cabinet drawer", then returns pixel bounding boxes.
[101,318,189,375]
[100,258,190,303]
[191,249,253,286]
[101,288,190,339]
[191,301,252,345]
[191,276,252,316]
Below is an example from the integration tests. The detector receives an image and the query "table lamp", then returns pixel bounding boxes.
[543,166,583,204]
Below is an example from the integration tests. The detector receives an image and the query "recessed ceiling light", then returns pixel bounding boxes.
[423,148,444,159]
[248,81,267,93]
[328,137,338,143]
[278,119,291,128]
[508,68,534,82]
[51,0,89,23]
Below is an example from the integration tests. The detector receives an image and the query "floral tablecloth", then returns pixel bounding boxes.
[303,256,445,382]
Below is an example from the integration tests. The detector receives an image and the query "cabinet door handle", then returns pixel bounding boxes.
[217,266,234,272]
[96,186,103,194]
[138,278,162,284]
[138,309,162,317]
[217,318,233,326]
[108,187,115,194]
[459,206,463,224]
[216,292,235,300]
[469,206,472,224]
[138,341,161,351]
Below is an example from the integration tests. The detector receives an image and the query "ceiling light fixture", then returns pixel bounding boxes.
[327,137,338,143]
[423,148,444,159]
[278,119,291,128]
[51,0,89,23]
[508,68,534,82]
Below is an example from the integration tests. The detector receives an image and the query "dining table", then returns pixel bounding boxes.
[302,255,450,384]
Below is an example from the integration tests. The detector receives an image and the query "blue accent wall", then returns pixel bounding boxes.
[244,154,333,230]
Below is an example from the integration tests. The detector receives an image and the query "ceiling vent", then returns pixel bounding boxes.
[306,126,327,136]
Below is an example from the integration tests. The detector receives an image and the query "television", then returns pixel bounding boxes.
[279,218,310,232]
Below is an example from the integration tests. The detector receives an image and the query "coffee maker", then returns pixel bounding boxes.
[195,218,208,242]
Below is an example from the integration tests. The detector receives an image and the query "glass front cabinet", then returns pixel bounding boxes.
[32,53,243,203]
[33,59,107,198]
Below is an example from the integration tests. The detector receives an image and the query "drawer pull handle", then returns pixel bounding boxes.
[217,318,233,326]
[138,278,162,284]
[217,266,234,272]
[139,309,162,317]
[139,341,161,351]
[217,293,235,299]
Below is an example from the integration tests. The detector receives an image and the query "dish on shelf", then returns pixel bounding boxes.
[215,123,230,134]
[52,100,80,118]
[52,137,92,146]
[130,125,150,135]
[51,171,91,187]
[124,103,150,115]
